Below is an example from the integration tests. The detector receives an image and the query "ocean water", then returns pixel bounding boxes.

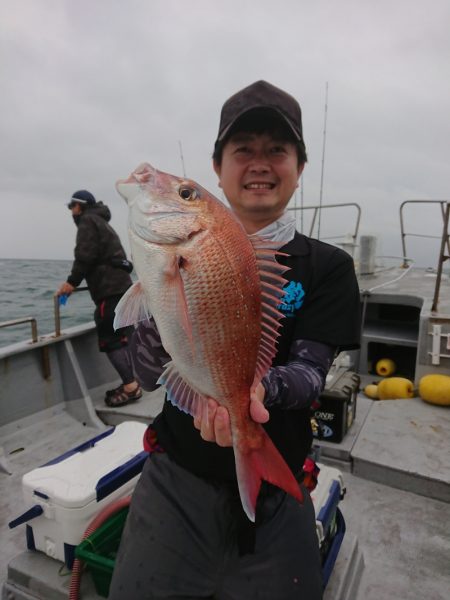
[0,259,94,347]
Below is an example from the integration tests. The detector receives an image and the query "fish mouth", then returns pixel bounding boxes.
[116,162,162,204]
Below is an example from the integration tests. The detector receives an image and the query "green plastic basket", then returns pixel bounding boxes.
[75,506,129,598]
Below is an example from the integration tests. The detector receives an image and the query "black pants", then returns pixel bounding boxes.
[94,295,133,353]
[109,453,323,600]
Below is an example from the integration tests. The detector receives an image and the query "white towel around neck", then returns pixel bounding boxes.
[248,211,297,245]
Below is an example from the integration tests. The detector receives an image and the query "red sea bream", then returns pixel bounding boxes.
[114,162,302,521]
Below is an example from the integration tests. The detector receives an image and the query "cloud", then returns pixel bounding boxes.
[1,0,449,268]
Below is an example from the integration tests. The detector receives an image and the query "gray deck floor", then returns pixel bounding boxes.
[337,470,450,600]
[352,397,450,502]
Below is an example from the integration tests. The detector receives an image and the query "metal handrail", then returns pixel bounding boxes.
[432,202,450,313]
[399,200,450,313]
[288,202,361,244]
[399,200,450,268]
[53,287,89,337]
[0,317,38,343]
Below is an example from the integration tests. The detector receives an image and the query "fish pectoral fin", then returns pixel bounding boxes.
[113,281,151,329]
[157,362,207,417]
[163,254,194,349]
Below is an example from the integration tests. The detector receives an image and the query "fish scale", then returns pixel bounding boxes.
[186,233,260,395]
[114,162,303,521]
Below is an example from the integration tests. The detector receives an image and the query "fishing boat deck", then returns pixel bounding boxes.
[2,391,450,599]
[1,262,450,599]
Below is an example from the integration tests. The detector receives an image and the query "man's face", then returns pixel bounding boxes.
[70,203,83,216]
[213,132,304,231]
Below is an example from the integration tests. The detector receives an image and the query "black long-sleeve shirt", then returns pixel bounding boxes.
[130,317,335,410]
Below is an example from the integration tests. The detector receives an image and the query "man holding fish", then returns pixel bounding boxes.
[109,80,360,599]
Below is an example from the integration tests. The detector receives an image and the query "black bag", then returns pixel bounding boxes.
[110,257,134,274]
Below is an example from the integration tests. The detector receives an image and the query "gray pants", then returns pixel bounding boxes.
[109,453,323,600]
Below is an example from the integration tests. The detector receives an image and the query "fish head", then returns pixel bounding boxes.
[116,162,211,245]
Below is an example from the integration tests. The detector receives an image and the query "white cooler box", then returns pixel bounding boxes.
[310,463,346,588]
[9,421,148,568]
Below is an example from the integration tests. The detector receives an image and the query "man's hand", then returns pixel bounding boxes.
[57,282,75,297]
[193,383,269,447]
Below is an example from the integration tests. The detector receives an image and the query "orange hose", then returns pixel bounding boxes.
[69,495,132,600]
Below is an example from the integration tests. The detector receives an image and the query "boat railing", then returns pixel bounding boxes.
[53,286,89,337]
[0,317,38,343]
[400,200,450,265]
[0,287,90,348]
[287,202,361,247]
[400,200,450,312]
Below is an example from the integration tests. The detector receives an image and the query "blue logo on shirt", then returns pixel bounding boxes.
[278,281,305,317]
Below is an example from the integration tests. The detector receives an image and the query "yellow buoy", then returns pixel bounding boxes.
[375,358,397,377]
[377,377,414,399]
[363,384,379,399]
[418,374,450,406]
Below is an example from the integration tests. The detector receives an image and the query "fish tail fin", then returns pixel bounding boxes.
[235,427,303,522]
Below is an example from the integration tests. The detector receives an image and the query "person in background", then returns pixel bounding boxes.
[109,81,361,599]
[56,189,142,407]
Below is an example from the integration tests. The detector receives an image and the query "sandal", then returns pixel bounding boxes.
[105,385,142,407]
[105,384,124,399]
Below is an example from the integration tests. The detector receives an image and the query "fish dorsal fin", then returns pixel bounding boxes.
[113,281,152,330]
[249,236,289,390]
[157,361,208,417]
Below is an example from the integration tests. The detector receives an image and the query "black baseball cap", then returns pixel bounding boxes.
[216,80,304,145]
[67,189,96,209]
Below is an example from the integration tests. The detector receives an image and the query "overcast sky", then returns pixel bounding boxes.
[1,0,449,268]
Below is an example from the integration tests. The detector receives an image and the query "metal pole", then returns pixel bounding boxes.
[54,287,89,338]
[54,294,61,337]
[30,319,38,343]
[431,202,450,313]
[399,201,408,268]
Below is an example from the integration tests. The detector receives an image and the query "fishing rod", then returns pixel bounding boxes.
[301,169,304,233]
[317,81,329,240]
[293,183,303,233]
[298,171,304,234]
[178,140,187,178]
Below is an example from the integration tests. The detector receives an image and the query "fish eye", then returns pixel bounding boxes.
[179,186,197,201]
